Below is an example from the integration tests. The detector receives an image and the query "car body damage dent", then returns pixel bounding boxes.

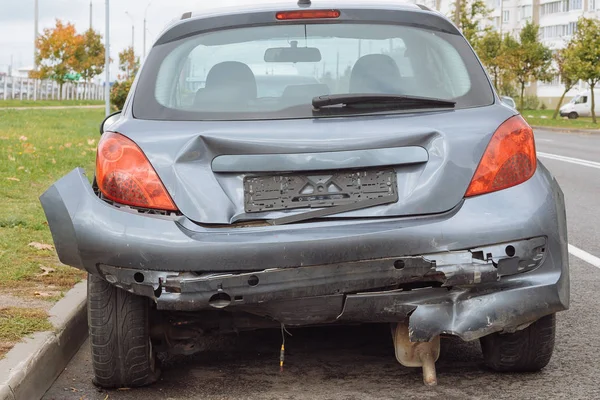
[95,236,558,341]
[40,167,568,344]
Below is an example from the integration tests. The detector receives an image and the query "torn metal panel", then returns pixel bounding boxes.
[92,236,564,341]
[96,236,546,311]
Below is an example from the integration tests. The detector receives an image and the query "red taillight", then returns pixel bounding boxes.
[465,115,536,197]
[96,132,178,211]
[276,10,340,20]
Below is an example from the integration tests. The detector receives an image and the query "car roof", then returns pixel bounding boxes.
[155,1,454,47]
[161,1,432,33]
[189,1,424,19]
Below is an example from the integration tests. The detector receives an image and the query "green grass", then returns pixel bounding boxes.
[0,307,52,358]
[522,109,600,131]
[0,100,103,108]
[0,108,99,295]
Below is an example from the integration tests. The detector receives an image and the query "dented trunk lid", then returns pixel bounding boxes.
[113,105,515,225]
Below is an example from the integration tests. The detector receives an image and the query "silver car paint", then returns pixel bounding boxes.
[40,162,568,340]
[108,105,514,224]
[39,1,569,340]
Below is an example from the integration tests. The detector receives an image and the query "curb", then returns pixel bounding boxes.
[531,125,600,134]
[0,281,88,400]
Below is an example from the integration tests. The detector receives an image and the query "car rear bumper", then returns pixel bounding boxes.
[40,167,569,341]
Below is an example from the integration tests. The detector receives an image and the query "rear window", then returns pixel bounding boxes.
[134,22,493,120]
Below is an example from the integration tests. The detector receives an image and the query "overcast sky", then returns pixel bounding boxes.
[0,0,286,79]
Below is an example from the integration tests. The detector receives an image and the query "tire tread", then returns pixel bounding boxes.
[480,314,556,372]
[88,274,158,388]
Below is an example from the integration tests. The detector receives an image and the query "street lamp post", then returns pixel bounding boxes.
[105,0,110,116]
[125,12,135,51]
[34,0,39,69]
[143,1,153,61]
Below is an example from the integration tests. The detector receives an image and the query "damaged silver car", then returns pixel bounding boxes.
[41,0,569,388]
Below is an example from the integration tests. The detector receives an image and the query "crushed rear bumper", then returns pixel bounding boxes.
[40,167,569,341]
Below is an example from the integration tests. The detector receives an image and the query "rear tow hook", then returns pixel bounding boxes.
[392,323,440,386]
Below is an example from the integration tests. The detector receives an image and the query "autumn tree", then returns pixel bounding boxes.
[569,18,600,124]
[496,34,520,97]
[452,0,490,50]
[76,29,105,84]
[31,20,84,98]
[478,30,503,90]
[552,45,580,119]
[119,47,140,80]
[505,21,553,110]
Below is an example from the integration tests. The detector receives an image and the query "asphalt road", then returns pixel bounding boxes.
[43,129,600,400]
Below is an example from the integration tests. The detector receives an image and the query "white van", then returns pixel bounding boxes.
[559,90,600,119]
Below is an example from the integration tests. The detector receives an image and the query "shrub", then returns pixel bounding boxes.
[110,78,133,111]
[499,83,518,98]
[522,95,539,110]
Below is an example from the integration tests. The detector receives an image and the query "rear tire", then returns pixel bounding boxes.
[480,314,555,372]
[568,112,579,119]
[88,273,160,388]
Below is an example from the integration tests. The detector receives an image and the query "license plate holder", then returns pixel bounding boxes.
[243,168,398,213]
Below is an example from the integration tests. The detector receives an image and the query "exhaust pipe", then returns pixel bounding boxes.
[392,323,440,386]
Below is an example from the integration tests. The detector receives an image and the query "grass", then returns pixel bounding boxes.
[0,100,104,108]
[522,109,600,131]
[0,108,101,298]
[0,307,53,358]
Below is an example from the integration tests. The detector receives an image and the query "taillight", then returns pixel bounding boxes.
[276,10,340,20]
[96,132,178,211]
[465,115,536,197]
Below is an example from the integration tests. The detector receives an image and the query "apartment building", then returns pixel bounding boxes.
[537,0,598,104]
[407,0,600,105]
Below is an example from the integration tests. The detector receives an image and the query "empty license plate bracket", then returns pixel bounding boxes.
[244,169,398,213]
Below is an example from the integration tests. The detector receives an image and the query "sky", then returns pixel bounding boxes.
[0,0,287,79]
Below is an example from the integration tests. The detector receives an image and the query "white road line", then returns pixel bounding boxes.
[536,138,554,143]
[569,244,600,269]
[538,152,600,169]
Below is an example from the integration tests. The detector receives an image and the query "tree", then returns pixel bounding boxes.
[552,45,579,119]
[497,34,520,97]
[505,21,553,111]
[478,30,504,90]
[119,47,139,80]
[569,18,600,124]
[31,20,84,98]
[452,0,490,50]
[76,29,105,84]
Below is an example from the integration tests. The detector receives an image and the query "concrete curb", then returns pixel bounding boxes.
[531,125,600,134]
[0,281,88,400]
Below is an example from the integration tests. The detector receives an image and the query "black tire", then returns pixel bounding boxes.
[568,112,579,119]
[88,273,160,388]
[480,314,556,373]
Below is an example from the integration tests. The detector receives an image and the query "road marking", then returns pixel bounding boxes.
[536,138,554,143]
[569,244,600,269]
[538,152,600,170]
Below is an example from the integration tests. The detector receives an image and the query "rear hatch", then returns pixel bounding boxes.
[119,5,505,225]
[118,106,512,224]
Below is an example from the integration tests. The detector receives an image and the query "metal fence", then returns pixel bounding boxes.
[0,76,105,101]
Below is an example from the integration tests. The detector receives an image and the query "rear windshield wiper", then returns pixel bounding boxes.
[312,94,456,111]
